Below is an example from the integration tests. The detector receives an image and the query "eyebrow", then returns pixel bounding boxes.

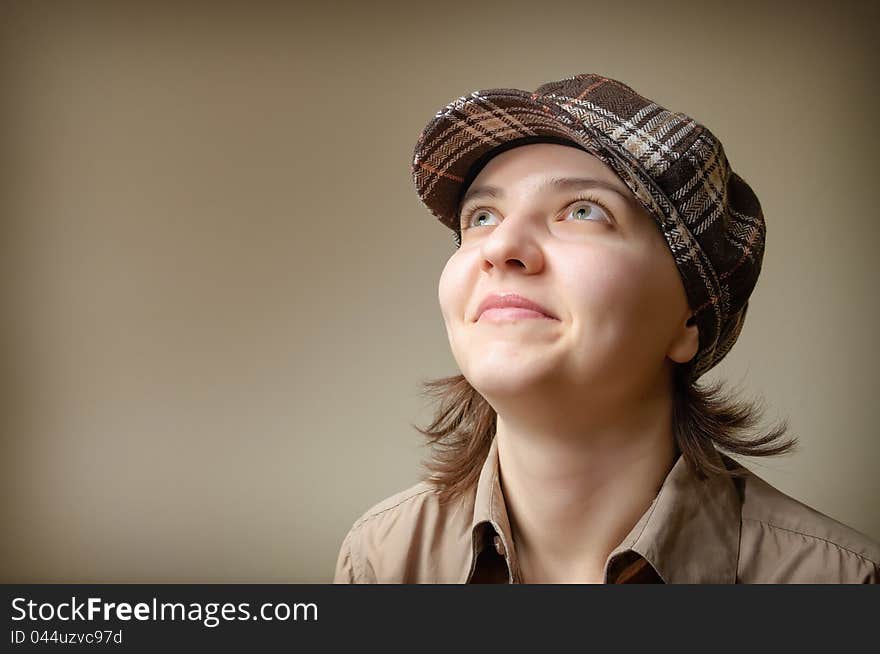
[459,176,634,209]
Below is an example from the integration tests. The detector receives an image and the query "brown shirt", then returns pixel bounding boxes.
[334,437,880,583]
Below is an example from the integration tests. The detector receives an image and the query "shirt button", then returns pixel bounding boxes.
[493,534,506,557]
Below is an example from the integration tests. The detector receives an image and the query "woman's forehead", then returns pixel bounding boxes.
[461,143,634,203]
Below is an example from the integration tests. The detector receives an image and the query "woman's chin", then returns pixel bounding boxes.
[463,359,559,398]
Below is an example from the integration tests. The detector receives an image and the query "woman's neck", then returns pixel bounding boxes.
[494,382,677,584]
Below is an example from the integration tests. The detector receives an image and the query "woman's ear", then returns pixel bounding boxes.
[668,311,699,364]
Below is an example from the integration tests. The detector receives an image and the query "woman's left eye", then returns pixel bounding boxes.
[567,201,610,223]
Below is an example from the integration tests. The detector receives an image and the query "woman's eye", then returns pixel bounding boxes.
[567,202,609,222]
[464,209,498,228]
[462,201,609,231]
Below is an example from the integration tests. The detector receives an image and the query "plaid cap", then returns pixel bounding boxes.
[410,73,765,381]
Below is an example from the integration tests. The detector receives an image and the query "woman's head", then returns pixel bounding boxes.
[413,74,766,381]
[439,142,699,418]
[410,73,795,503]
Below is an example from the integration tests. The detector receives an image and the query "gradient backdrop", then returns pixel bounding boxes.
[2,0,878,582]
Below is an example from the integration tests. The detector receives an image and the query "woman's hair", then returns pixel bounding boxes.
[411,363,797,506]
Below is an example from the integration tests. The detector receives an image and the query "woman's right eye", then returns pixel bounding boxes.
[462,209,498,230]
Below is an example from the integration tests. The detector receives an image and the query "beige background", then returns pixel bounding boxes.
[1,0,877,582]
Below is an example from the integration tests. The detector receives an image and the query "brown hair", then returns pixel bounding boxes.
[411,363,797,506]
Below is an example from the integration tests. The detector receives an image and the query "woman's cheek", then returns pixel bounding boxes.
[438,251,469,327]
[563,250,643,319]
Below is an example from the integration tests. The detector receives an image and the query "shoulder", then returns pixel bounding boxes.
[351,481,440,531]
[734,462,880,583]
[334,481,475,584]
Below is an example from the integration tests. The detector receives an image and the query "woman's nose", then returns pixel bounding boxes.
[479,214,544,275]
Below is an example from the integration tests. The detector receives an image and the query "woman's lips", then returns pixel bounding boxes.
[474,292,558,322]
[477,308,558,323]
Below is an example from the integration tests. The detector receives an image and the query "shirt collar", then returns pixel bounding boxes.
[467,436,742,584]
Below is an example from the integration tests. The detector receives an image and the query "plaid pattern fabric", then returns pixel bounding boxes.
[410,73,765,380]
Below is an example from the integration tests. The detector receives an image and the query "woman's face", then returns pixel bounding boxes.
[438,143,698,406]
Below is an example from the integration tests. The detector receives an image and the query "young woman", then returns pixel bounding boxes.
[334,73,879,583]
